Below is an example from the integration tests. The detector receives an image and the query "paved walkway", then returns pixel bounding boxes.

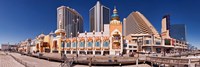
[0,51,24,67]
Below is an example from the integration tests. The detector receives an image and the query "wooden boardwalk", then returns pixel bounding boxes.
[145,56,200,67]
[18,52,200,67]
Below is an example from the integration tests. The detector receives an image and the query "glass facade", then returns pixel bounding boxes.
[57,6,83,38]
[102,7,110,24]
[89,2,110,32]
[89,7,95,32]
[170,24,186,41]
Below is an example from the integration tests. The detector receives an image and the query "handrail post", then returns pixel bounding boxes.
[136,58,138,67]
[188,59,191,67]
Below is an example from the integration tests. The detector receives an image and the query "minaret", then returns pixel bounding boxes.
[109,6,123,55]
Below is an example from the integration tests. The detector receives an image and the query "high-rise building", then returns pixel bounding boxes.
[123,11,159,37]
[170,24,187,41]
[161,15,170,38]
[89,1,110,32]
[57,6,83,38]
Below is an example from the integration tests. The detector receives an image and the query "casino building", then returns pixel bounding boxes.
[123,12,188,54]
[33,7,123,55]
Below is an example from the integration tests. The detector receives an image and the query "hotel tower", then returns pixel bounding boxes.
[57,6,83,38]
[89,1,110,32]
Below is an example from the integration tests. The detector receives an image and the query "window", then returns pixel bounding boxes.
[146,47,151,52]
[133,46,137,48]
[79,41,85,47]
[129,46,132,48]
[165,39,171,45]
[156,41,161,45]
[103,41,109,47]
[123,43,127,48]
[145,40,151,44]
[66,42,71,47]
[95,41,100,47]
[88,41,93,47]
[61,42,65,47]
[156,48,161,53]
[72,42,76,47]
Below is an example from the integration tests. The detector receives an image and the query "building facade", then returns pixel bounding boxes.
[123,12,187,54]
[17,4,188,56]
[1,44,10,51]
[161,15,171,38]
[123,11,159,37]
[57,6,83,38]
[170,24,187,41]
[33,7,123,55]
[89,1,110,32]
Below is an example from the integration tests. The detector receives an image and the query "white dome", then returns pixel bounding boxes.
[54,29,66,35]
[38,33,45,38]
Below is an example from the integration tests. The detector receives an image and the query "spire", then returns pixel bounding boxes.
[113,6,117,14]
[111,6,119,20]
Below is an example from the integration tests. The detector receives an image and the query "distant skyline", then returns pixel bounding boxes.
[0,0,200,48]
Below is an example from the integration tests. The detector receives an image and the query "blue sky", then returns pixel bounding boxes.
[0,0,200,48]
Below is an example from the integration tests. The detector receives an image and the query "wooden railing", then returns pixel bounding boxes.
[146,56,190,64]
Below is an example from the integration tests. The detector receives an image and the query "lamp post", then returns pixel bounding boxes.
[60,34,66,67]
[76,31,79,58]
[73,18,79,58]
[27,39,31,55]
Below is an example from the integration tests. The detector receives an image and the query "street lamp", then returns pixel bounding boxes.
[27,39,32,55]
[73,18,79,58]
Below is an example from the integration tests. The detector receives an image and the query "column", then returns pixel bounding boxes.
[101,50,103,55]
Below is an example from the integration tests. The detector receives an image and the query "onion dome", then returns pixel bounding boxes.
[111,6,120,20]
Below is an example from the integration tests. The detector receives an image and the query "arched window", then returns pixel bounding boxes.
[88,41,93,47]
[66,42,71,47]
[53,41,57,48]
[79,41,85,47]
[95,40,100,47]
[61,41,65,47]
[103,40,109,47]
[72,42,76,47]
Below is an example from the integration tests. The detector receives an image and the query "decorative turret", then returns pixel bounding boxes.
[38,33,45,39]
[111,6,120,21]
[55,29,65,36]
[38,33,45,42]
[109,6,123,55]
[55,17,66,36]
[110,6,121,24]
